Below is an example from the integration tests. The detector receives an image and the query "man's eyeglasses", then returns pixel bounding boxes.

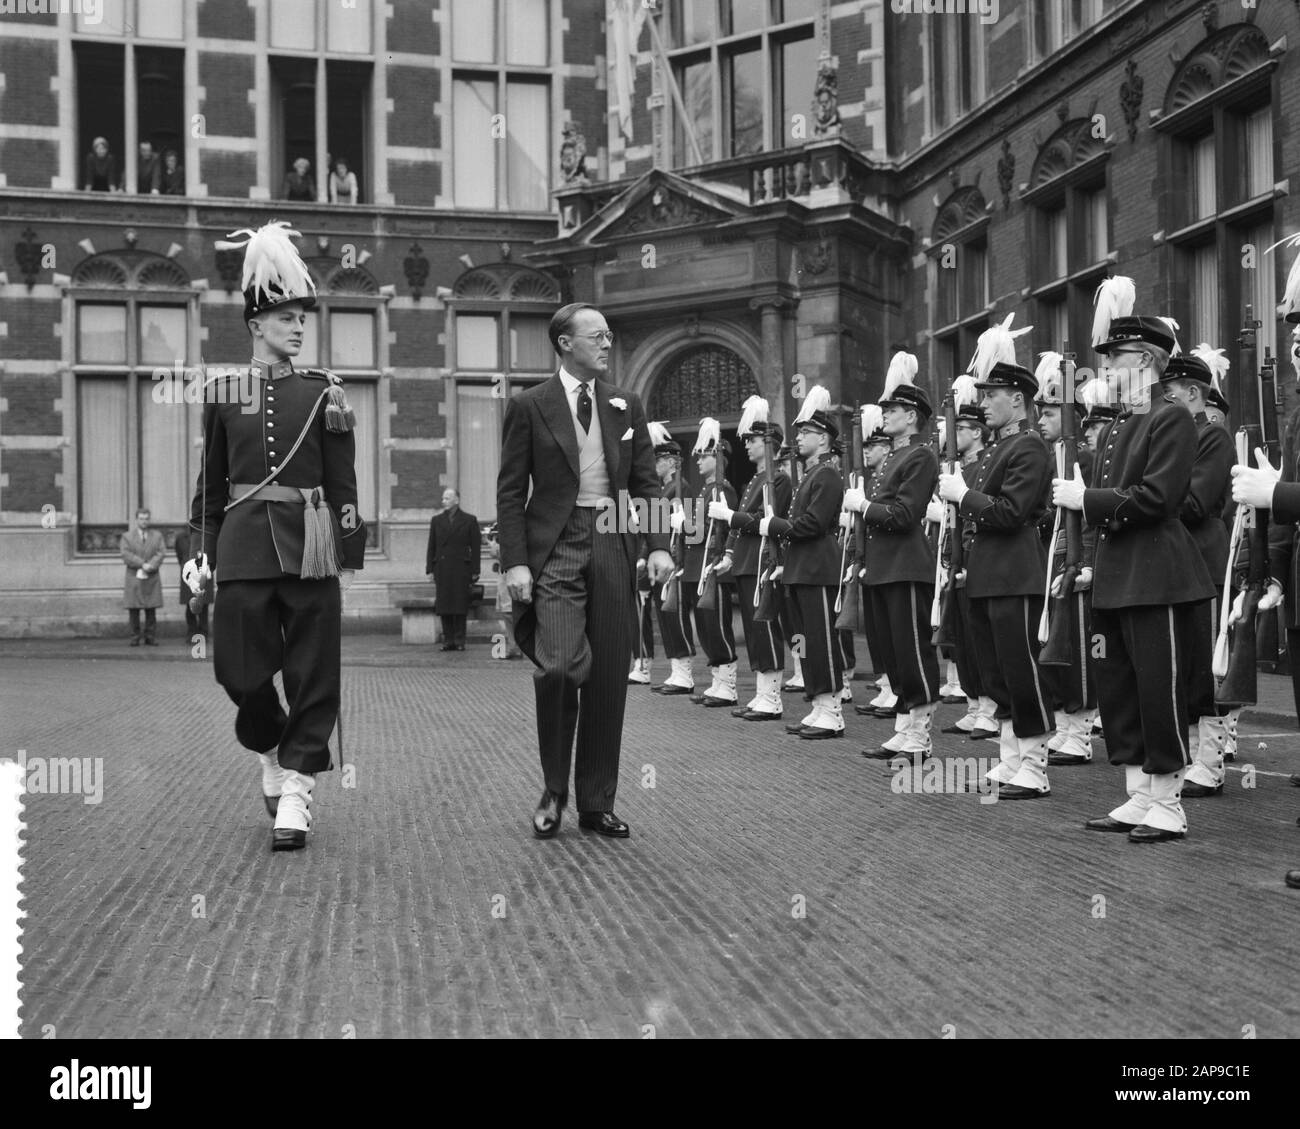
[569,331,615,345]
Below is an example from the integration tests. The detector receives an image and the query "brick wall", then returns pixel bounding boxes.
[0,38,58,126]
[197,0,255,41]
[0,299,61,361]
[391,447,447,508]
[1,449,61,512]
[199,53,256,138]
[390,376,446,440]
[2,373,61,434]
[389,0,439,55]
[0,137,58,189]
[390,307,444,369]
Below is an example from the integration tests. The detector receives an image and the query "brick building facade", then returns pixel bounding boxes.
[1,0,1298,634]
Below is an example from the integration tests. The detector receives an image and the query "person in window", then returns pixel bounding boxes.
[120,508,164,645]
[425,487,481,651]
[328,158,358,205]
[282,157,315,201]
[137,140,161,194]
[159,149,185,196]
[83,136,121,192]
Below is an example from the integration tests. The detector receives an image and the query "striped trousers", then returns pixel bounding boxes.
[686,582,737,666]
[736,572,783,672]
[866,581,939,712]
[1040,588,1096,715]
[788,584,842,698]
[952,586,985,698]
[522,507,632,813]
[653,577,695,659]
[1092,603,1196,774]
[1184,595,1221,722]
[632,585,656,660]
[967,594,1053,738]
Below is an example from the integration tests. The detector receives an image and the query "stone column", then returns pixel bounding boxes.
[750,297,789,434]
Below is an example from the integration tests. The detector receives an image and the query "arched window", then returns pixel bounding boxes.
[447,264,562,521]
[1154,22,1279,366]
[927,186,990,384]
[67,250,199,552]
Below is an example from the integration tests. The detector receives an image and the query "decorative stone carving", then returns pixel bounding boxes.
[15,228,43,288]
[72,249,191,290]
[1120,58,1144,142]
[1201,1,1218,35]
[215,247,244,294]
[618,186,719,234]
[404,243,430,299]
[931,186,987,243]
[1164,25,1269,116]
[560,121,589,187]
[800,235,834,277]
[452,263,560,303]
[996,138,1015,210]
[647,345,760,420]
[1028,119,1108,191]
[812,58,841,137]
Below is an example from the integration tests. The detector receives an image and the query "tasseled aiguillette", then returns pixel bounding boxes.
[324,377,355,433]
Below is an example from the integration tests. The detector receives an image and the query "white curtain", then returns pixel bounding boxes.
[79,380,129,523]
[1191,244,1218,349]
[457,384,501,522]
[1193,135,1216,220]
[506,0,548,65]
[327,0,372,54]
[270,0,316,49]
[348,381,379,527]
[507,81,550,212]
[137,381,189,523]
[1246,108,1273,200]
[452,0,496,62]
[454,79,497,209]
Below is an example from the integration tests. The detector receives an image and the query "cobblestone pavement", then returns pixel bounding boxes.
[6,637,1300,1039]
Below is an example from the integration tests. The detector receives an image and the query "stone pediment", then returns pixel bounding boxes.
[573,171,748,246]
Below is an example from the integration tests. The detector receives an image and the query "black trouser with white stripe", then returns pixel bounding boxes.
[1185,596,1222,722]
[736,573,783,672]
[632,586,655,660]
[866,582,939,712]
[952,586,984,698]
[1040,589,1096,715]
[780,584,801,650]
[837,628,855,672]
[653,580,695,659]
[788,584,842,698]
[966,594,1053,738]
[1091,603,1197,774]
[684,583,736,666]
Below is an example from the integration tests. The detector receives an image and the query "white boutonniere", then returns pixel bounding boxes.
[609,397,627,411]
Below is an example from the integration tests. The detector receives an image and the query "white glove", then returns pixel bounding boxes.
[714,553,733,576]
[707,498,734,523]
[1075,566,1093,591]
[842,486,867,514]
[1260,580,1284,612]
[1052,465,1086,510]
[936,472,968,505]
[669,509,686,534]
[769,565,784,582]
[1228,590,1247,626]
[758,516,774,538]
[135,568,148,580]
[182,554,211,595]
[838,511,854,531]
[925,499,945,524]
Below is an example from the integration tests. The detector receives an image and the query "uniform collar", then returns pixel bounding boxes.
[961,445,984,465]
[250,357,295,381]
[994,417,1030,441]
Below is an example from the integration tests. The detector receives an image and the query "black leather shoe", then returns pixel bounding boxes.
[1085,815,1138,833]
[1289,774,1300,788]
[940,694,965,704]
[1128,825,1185,843]
[998,784,1047,800]
[967,728,997,740]
[271,828,306,851]
[740,709,783,721]
[263,795,279,818]
[1285,869,1300,889]
[533,790,566,838]
[941,723,974,735]
[871,707,898,718]
[731,704,751,717]
[655,684,694,695]
[702,695,735,708]
[144,638,158,646]
[785,720,808,733]
[1181,780,1222,798]
[859,746,901,760]
[689,692,708,703]
[1048,751,1090,766]
[440,643,456,651]
[855,703,879,716]
[782,683,805,694]
[578,811,630,838]
[797,725,843,740]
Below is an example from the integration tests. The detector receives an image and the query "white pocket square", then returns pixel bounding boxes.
[621,428,634,441]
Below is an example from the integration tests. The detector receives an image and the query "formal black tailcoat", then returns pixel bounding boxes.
[860,435,938,586]
[1082,395,1214,608]
[957,421,1050,599]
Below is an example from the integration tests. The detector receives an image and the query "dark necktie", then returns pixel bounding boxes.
[577,382,592,433]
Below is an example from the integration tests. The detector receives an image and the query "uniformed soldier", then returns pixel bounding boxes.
[764,386,846,738]
[1052,276,1216,842]
[843,354,941,761]
[709,395,792,720]
[775,440,807,695]
[1266,314,1300,725]
[1162,347,1235,797]
[649,422,697,695]
[1034,351,1097,767]
[937,315,1055,799]
[853,413,903,719]
[935,401,1000,740]
[185,222,365,852]
[828,435,859,701]
[682,419,739,706]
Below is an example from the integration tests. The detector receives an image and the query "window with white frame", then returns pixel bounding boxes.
[666,0,817,166]
[929,14,983,133]
[450,0,551,211]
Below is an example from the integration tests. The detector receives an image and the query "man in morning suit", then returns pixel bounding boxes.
[497,303,673,840]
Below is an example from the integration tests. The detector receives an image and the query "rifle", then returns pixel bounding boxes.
[660,452,684,614]
[1039,342,1083,663]
[754,423,779,623]
[696,437,724,611]
[835,407,865,631]
[1216,306,1275,706]
[932,391,960,647]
